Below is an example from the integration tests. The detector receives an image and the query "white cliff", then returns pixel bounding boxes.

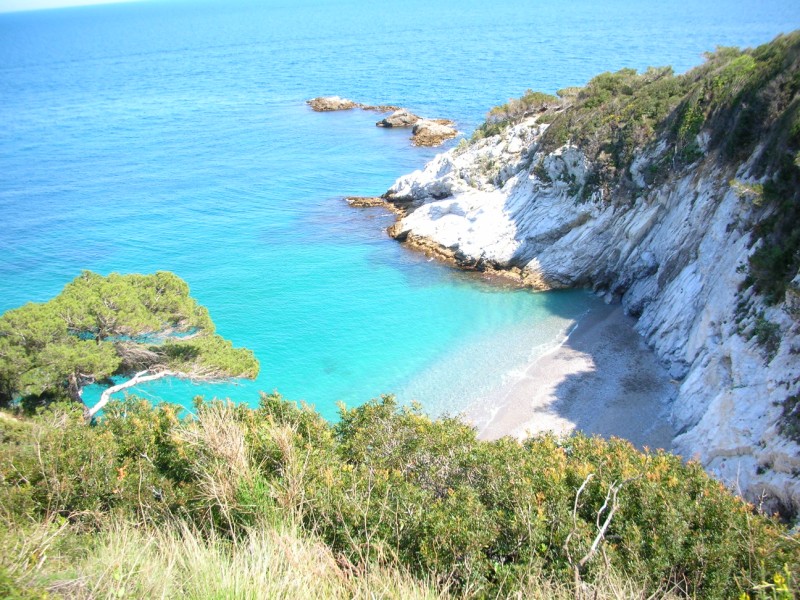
[384,117,800,516]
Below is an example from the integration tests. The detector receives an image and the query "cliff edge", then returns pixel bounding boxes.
[382,33,800,516]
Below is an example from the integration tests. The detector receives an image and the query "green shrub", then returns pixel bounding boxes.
[252,395,795,598]
[472,90,560,140]
[0,395,796,599]
[0,566,49,600]
[0,400,197,526]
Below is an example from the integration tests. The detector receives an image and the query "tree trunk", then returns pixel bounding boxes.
[67,372,91,421]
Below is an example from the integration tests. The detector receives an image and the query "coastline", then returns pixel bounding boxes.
[346,195,678,450]
[348,198,678,451]
[466,302,677,451]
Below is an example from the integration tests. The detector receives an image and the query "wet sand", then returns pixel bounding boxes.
[467,303,676,451]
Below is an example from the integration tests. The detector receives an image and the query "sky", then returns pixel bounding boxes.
[0,0,138,12]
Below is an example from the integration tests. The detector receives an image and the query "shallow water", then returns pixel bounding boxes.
[2,0,799,419]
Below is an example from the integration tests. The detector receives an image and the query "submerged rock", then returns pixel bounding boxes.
[360,103,402,113]
[345,196,400,212]
[307,96,359,111]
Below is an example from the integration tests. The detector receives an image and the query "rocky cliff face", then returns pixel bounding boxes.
[382,100,800,515]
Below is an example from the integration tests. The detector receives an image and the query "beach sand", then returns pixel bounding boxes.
[467,302,676,451]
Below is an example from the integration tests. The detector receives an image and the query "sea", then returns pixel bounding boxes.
[1,0,798,421]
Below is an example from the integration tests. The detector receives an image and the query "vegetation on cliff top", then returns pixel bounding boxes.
[0,395,796,598]
[475,32,800,306]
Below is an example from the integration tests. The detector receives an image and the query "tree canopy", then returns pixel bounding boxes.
[0,271,259,416]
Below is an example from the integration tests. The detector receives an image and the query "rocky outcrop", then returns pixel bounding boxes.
[411,119,458,147]
[307,96,359,111]
[380,114,800,517]
[309,98,459,147]
[376,109,421,128]
[375,110,458,146]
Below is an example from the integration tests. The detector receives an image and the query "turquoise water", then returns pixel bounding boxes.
[2,0,799,420]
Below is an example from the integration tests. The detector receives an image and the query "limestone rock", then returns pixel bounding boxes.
[411,119,458,147]
[307,96,359,111]
[345,196,402,214]
[376,109,421,128]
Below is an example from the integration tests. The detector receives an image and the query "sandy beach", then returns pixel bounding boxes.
[467,302,677,451]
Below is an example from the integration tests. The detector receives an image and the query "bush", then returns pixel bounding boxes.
[0,395,796,599]
[472,90,560,140]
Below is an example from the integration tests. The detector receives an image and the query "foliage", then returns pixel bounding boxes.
[0,566,49,600]
[730,179,766,206]
[1,396,795,599]
[2,518,684,600]
[472,90,559,140]
[747,174,800,304]
[747,312,782,361]
[778,393,800,443]
[0,271,258,412]
[0,401,194,524]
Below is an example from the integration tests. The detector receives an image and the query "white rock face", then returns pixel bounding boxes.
[386,120,800,515]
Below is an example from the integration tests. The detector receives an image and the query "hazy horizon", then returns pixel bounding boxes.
[0,0,139,14]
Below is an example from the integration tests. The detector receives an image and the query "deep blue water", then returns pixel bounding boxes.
[1,0,799,419]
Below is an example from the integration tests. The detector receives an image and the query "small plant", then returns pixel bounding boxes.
[778,394,800,443]
[730,179,765,206]
[532,159,552,183]
[453,138,470,155]
[743,565,796,600]
[748,312,781,361]
[472,90,560,140]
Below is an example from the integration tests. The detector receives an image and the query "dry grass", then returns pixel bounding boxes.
[178,400,252,531]
[59,520,442,600]
[0,516,692,600]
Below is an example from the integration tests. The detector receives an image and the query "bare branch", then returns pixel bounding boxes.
[87,369,176,419]
[562,473,594,577]
[578,480,623,570]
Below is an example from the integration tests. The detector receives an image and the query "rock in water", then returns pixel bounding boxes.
[308,98,457,147]
[376,109,421,128]
[307,96,359,111]
[411,119,458,146]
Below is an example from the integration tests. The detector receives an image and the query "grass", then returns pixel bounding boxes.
[0,516,695,600]
[0,518,444,600]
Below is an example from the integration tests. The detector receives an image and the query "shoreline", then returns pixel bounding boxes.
[466,302,677,451]
[347,197,677,451]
